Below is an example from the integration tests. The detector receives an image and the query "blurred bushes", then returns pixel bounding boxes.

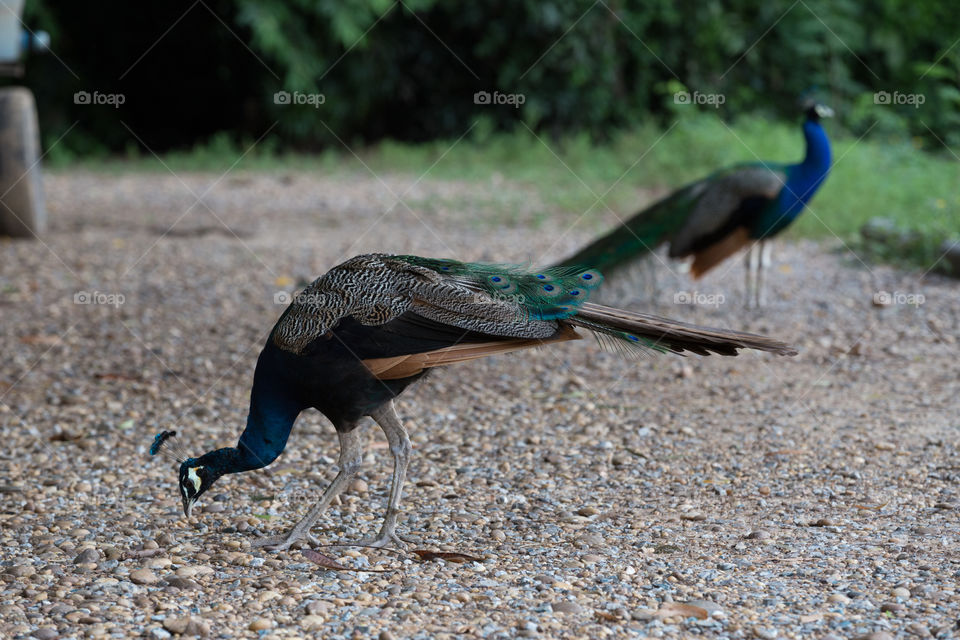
[17,0,960,154]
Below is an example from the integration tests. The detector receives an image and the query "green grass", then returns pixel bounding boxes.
[51,113,960,256]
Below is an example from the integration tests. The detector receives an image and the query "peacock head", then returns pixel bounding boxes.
[803,101,834,122]
[178,459,218,518]
[150,429,221,518]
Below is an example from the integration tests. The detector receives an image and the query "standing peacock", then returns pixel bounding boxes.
[557,102,833,307]
[152,253,796,550]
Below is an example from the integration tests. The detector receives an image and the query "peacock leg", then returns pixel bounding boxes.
[642,255,657,302]
[756,241,770,308]
[360,400,413,548]
[743,245,755,308]
[252,427,365,551]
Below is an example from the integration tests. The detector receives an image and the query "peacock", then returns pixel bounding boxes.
[152,253,796,550]
[557,102,833,307]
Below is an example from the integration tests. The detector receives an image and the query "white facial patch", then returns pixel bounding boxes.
[187,466,203,493]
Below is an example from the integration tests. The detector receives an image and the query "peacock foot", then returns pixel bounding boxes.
[251,527,321,551]
[358,529,414,549]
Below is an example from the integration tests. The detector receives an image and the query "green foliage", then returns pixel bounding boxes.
[857,218,957,274]
[226,0,960,147]
[18,0,960,153]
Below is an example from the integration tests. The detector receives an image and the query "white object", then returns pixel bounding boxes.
[0,0,26,62]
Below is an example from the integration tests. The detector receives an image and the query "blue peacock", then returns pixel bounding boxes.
[557,101,833,306]
[152,253,795,550]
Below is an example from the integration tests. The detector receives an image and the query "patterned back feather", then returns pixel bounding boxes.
[392,255,603,320]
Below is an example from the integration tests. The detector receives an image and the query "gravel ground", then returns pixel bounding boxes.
[1,170,958,640]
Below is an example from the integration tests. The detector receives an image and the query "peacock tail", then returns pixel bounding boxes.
[555,181,702,273]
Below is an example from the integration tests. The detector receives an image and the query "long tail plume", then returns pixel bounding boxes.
[567,302,797,357]
[554,182,702,273]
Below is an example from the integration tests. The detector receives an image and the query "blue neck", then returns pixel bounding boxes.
[754,118,831,238]
[197,347,305,478]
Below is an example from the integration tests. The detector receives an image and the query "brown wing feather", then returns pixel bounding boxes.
[690,227,752,278]
[363,324,582,380]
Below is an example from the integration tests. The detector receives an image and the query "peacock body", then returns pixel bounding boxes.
[156,253,795,550]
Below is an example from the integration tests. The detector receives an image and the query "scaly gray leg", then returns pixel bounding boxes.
[756,241,771,308]
[361,400,413,548]
[642,255,658,303]
[253,426,365,551]
[744,244,756,309]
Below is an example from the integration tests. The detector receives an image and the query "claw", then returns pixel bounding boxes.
[359,529,413,549]
[251,528,320,551]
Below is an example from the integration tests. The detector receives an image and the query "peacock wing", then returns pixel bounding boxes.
[271,254,566,355]
[669,164,786,257]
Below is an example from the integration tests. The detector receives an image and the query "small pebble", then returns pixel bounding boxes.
[129,568,159,585]
[880,602,905,613]
[73,548,99,564]
[165,577,201,590]
[300,615,325,630]
[248,619,272,631]
[163,617,190,634]
[552,601,583,614]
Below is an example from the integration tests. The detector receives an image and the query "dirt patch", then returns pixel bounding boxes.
[1,171,957,639]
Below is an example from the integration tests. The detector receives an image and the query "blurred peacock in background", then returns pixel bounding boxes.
[557,102,833,307]
[153,253,795,550]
